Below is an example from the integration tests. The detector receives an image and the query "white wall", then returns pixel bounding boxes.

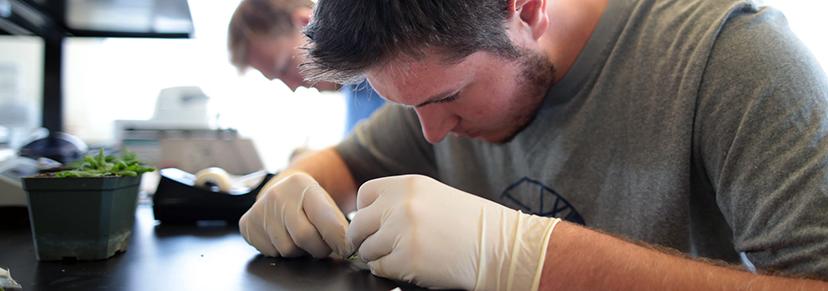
[0,36,43,148]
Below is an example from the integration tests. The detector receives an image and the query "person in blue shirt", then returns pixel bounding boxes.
[227,0,384,134]
[340,81,385,133]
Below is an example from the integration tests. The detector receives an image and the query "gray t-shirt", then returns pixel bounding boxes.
[335,0,828,279]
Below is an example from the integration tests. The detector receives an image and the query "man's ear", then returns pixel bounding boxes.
[292,7,312,28]
[508,0,549,40]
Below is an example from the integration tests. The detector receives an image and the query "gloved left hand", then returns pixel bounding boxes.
[348,175,562,291]
[239,172,350,259]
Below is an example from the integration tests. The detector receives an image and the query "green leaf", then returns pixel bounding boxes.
[83,155,98,168]
[96,148,106,166]
[118,170,138,177]
[52,149,156,178]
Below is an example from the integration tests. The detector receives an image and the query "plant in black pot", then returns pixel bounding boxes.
[22,149,155,261]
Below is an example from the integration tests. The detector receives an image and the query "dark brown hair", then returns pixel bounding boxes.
[302,0,519,84]
[227,0,313,71]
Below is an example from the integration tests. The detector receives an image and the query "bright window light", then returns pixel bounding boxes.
[63,0,345,171]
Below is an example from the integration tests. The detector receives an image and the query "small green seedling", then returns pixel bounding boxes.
[53,149,155,178]
[346,252,370,271]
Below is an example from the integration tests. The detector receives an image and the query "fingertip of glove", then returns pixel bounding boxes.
[326,240,351,260]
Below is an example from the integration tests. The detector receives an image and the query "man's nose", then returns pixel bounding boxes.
[263,71,279,81]
[284,79,301,91]
[414,107,457,144]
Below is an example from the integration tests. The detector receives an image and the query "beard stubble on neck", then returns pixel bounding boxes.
[494,49,557,143]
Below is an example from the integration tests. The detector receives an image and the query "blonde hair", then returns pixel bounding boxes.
[228,0,313,71]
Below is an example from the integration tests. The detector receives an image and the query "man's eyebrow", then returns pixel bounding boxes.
[415,89,460,108]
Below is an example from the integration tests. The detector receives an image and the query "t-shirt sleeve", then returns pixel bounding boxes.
[334,103,438,186]
[695,7,828,278]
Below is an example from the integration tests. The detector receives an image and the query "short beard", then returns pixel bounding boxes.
[494,48,557,143]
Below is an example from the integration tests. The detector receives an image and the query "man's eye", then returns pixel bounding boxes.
[435,93,459,104]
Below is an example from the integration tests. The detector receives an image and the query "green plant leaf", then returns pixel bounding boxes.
[52,149,156,178]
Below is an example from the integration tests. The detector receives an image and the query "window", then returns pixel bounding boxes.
[0,36,43,149]
[63,0,344,171]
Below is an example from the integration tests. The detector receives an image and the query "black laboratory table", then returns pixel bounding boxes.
[0,204,423,291]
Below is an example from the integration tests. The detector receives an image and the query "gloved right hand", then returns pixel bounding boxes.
[239,172,350,258]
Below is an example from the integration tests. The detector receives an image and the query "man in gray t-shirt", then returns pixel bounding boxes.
[238,0,828,289]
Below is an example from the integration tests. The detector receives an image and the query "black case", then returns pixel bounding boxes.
[152,168,274,224]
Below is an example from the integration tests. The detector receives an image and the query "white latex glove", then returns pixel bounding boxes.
[239,172,350,258]
[348,175,562,291]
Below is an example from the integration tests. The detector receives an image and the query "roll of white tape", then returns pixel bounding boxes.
[195,167,234,192]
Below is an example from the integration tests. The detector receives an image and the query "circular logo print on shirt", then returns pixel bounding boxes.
[500,177,585,225]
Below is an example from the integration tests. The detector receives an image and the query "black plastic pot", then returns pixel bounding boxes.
[21,175,141,261]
